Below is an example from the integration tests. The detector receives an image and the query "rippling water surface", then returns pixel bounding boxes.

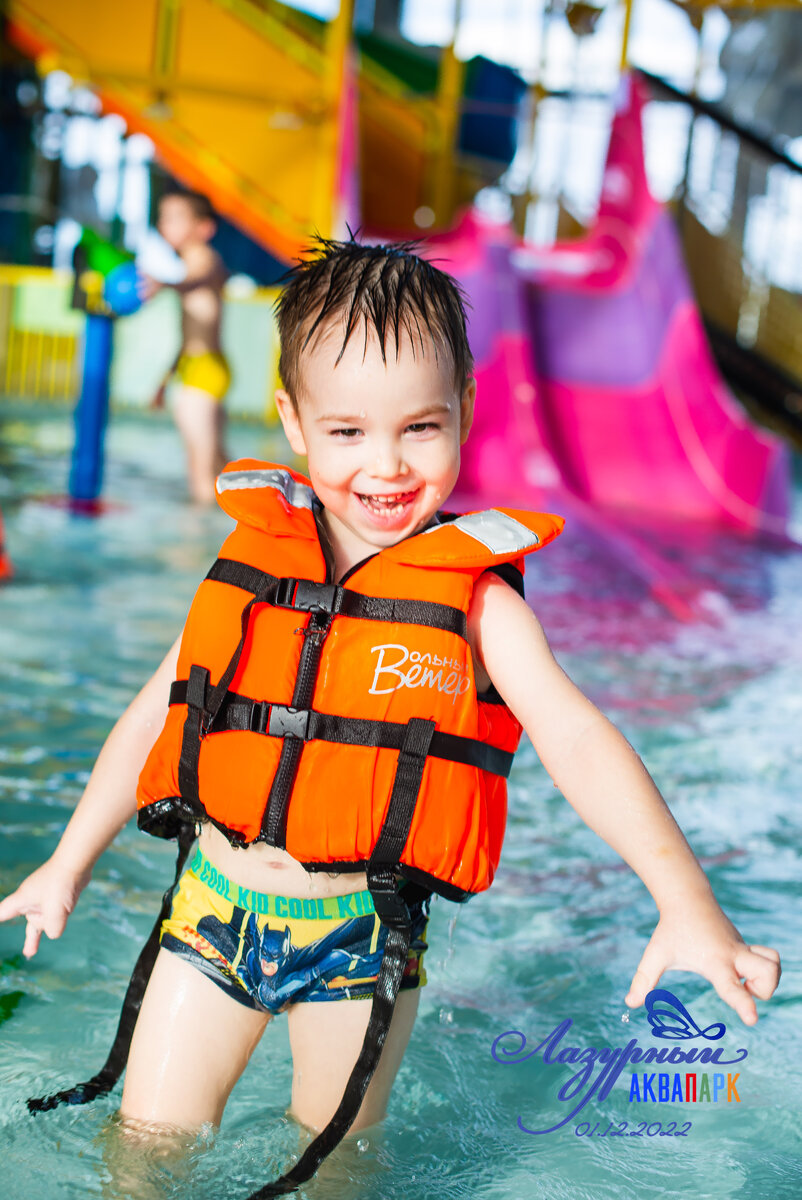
[1,408,800,1199]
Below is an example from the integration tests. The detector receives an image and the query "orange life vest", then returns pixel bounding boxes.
[137,460,564,901]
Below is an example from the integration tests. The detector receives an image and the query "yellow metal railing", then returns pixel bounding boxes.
[0,266,82,402]
[4,327,80,400]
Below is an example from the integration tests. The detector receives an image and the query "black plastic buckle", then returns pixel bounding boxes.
[249,701,270,734]
[274,577,298,608]
[268,705,310,740]
[273,578,339,614]
[367,868,411,930]
[293,580,339,614]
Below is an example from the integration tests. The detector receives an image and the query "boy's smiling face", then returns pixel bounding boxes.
[275,323,474,575]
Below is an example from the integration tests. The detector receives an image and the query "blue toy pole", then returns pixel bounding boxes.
[69,313,114,506]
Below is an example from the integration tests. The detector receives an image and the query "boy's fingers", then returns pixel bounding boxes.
[44,909,68,941]
[23,919,42,959]
[735,946,781,1000]
[625,949,666,1007]
[743,944,780,965]
[0,893,24,923]
[711,970,757,1026]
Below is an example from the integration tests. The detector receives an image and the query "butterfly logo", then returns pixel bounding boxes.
[644,988,726,1041]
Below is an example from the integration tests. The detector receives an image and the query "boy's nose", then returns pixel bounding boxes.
[371,441,409,479]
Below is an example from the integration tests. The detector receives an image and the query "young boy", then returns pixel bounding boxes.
[146,189,230,505]
[0,239,780,1196]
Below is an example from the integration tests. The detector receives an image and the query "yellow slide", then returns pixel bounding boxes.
[6,0,353,262]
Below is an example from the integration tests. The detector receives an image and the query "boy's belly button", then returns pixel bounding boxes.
[198,825,368,897]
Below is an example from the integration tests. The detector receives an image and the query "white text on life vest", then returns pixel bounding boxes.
[369,644,471,704]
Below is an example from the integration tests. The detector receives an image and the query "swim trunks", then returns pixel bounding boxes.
[174,351,231,402]
[160,848,430,1014]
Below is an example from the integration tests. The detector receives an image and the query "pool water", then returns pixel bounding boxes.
[1,407,800,1200]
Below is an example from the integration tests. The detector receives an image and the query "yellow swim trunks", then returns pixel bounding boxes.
[160,848,430,1014]
[174,351,231,402]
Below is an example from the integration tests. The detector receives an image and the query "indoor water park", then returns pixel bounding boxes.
[0,2,801,1199]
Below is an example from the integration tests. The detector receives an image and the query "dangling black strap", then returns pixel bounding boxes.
[28,823,195,1113]
[241,720,435,1200]
[244,920,412,1200]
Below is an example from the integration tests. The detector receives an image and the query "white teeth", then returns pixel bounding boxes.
[360,494,411,516]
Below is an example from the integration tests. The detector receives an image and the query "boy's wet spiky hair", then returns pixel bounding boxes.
[275,234,474,404]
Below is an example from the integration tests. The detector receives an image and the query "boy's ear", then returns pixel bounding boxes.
[459,378,476,445]
[275,388,308,457]
[198,217,217,243]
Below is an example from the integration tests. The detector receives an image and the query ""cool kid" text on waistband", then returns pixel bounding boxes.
[190,849,376,919]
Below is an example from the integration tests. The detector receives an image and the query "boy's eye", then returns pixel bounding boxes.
[405,422,439,434]
[330,427,362,438]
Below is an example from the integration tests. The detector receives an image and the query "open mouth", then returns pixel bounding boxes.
[358,489,420,517]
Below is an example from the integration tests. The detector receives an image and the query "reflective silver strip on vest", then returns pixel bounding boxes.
[426,510,539,554]
[216,468,316,510]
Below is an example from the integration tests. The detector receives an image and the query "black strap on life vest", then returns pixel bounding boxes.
[27,822,195,1114]
[240,719,435,1200]
[168,681,515,779]
[206,557,468,639]
[176,664,210,819]
[261,607,333,847]
[175,573,281,821]
[206,578,280,731]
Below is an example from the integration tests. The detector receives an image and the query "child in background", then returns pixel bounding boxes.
[0,239,781,1197]
[145,189,230,504]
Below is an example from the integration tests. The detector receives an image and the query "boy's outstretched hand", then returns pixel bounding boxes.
[138,274,162,303]
[0,858,90,958]
[625,900,781,1027]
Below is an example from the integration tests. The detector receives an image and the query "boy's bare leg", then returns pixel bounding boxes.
[121,949,270,1129]
[287,987,420,1133]
[172,385,227,505]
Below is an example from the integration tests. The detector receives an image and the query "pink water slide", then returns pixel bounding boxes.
[427,74,790,544]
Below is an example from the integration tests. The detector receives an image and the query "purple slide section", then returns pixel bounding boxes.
[427,74,790,543]
[528,213,690,388]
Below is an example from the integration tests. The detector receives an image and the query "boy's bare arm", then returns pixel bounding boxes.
[469,574,781,1023]
[171,243,225,293]
[0,634,181,956]
[140,246,224,301]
